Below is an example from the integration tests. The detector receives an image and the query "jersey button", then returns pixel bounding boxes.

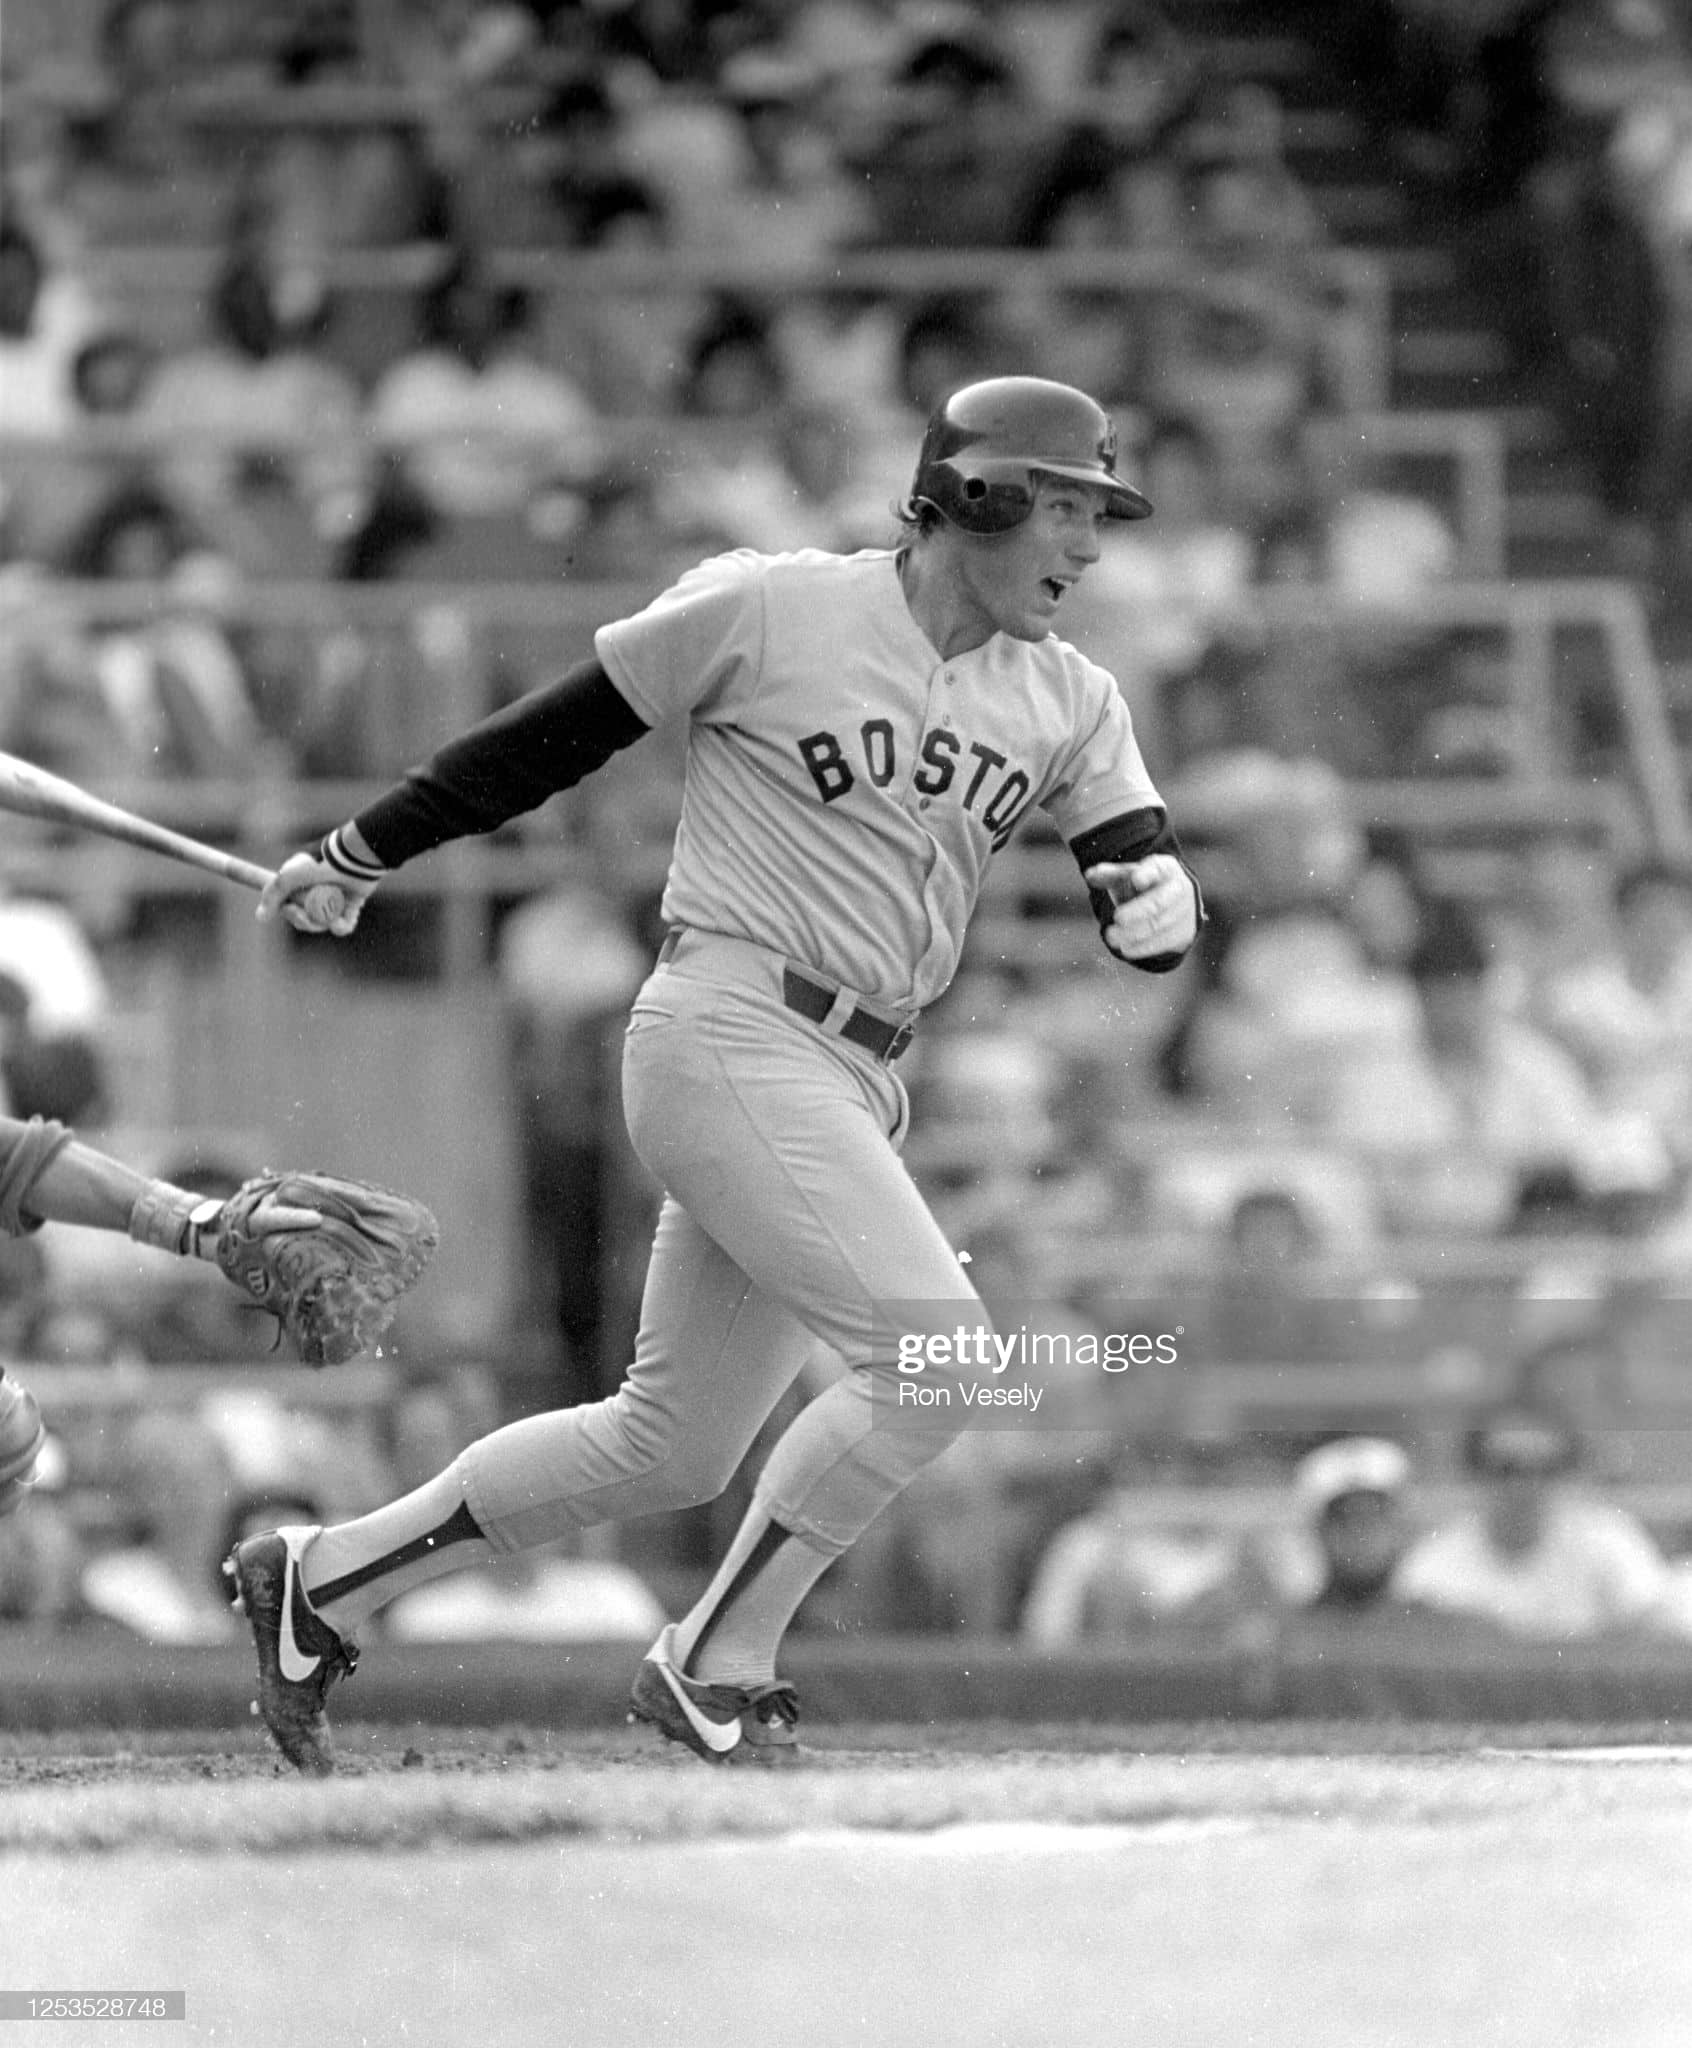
[918,798,931,810]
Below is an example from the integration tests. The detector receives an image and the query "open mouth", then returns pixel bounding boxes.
[1041,578,1066,603]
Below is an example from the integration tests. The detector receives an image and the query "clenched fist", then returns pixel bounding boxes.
[257,826,385,937]
[1083,853,1200,963]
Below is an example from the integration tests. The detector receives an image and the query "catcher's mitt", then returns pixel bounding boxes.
[215,1171,439,1368]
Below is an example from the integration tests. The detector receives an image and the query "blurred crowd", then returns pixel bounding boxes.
[5,0,1692,1658]
[0,0,1473,794]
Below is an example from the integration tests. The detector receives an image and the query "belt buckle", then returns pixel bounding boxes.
[885,1019,916,1062]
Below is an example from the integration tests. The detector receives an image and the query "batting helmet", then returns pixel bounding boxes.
[908,376,1153,534]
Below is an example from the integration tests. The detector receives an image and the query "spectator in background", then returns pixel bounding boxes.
[610,25,781,252]
[564,459,695,583]
[0,211,132,567]
[1508,1321,1641,1484]
[1020,1447,1239,1645]
[1145,281,1319,538]
[664,297,868,551]
[848,16,1083,249]
[79,1403,244,1644]
[1058,411,1262,759]
[588,0,780,87]
[1526,83,1668,579]
[1033,0,1199,250]
[370,247,602,573]
[135,182,375,578]
[1395,1400,1690,1640]
[1020,1434,1420,1647]
[57,502,266,782]
[53,0,232,250]
[896,292,1004,420]
[0,214,105,441]
[0,882,112,1127]
[521,66,670,250]
[433,53,670,282]
[1618,855,1692,1018]
[666,398,888,556]
[1594,77,1692,593]
[1290,1436,1419,1613]
[1516,848,1692,1164]
[1152,752,1417,1133]
[1009,279,1149,419]
[674,293,788,423]
[1327,895,1674,1235]
[0,569,136,792]
[769,281,905,434]
[714,49,875,263]
[68,327,154,423]
[775,291,1006,540]
[907,960,1066,1203]
[1174,78,1376,404]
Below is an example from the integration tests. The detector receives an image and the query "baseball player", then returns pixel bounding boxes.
[0,1114,327,1517]
[233,375,1202,1773]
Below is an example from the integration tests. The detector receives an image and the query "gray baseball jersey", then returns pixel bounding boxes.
[596,546,1164,1009]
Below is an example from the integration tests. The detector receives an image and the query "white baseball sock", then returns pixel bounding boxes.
[670,1506,835,1688]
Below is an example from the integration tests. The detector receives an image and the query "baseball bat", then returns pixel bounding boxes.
[0,749,278,892]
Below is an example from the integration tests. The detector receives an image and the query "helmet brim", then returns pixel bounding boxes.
[1027,461,1154,521]
[955,455,1153,522]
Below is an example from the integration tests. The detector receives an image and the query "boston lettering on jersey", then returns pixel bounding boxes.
[796,721,1032,849]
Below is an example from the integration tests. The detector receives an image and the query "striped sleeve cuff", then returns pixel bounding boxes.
[318,827,388,883]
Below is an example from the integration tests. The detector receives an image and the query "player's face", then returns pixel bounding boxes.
[951,478,1110,646]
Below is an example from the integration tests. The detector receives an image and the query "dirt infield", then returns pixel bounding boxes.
[4,1728,1691,2048]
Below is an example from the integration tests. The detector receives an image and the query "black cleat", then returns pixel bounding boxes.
[628,1625,802,1765]
[223,1526,357,1776]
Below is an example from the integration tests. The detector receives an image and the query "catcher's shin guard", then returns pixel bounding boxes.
[628,1625,802,1765]
[0,1370,46,1517]
[223,1526,358,1775]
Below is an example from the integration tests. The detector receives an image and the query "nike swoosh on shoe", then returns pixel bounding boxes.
[655,1654,742,1754]
[278,1544,323,1683]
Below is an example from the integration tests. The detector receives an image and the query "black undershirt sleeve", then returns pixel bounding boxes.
[353,656,651,868]
[1068,806,1203,974]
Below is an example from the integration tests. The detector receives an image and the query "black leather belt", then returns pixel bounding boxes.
[779,967,917,1062]
[657,930,916,1062]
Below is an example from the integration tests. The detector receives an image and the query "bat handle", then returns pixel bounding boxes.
[226,854,280,893]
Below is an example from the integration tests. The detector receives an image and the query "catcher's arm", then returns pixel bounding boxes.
[0,1113,318,1252]
[0,1120,435,1367]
